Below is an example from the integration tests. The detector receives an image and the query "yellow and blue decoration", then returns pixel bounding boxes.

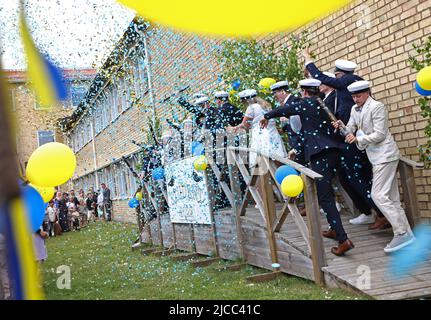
[118,0,352,37]
[415,66,431,96]
[194,155,208,171]
[0,191,45,300]
[281,175,304,198]
[258,78,276,94]
[20,11,67,108]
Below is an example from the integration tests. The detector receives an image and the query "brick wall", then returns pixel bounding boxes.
[10,84,69,168]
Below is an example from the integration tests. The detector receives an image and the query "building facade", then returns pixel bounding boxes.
[6,69,95,172]
[64,0,431,223]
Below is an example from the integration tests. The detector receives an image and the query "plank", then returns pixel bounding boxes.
[191,257,221,268]
[287,203,311,253]
[245,271,282,283]
[303,175,326,285]
[398,161,420,228]
[171,253,202,262]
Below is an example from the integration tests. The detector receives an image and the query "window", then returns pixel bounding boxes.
[37,130,55,146]
[71,84,87,107]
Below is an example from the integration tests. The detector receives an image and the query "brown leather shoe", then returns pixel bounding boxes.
[368,216,391,230]
[331,239,355,256]
[299,207,307,217]
[322,229,337,239]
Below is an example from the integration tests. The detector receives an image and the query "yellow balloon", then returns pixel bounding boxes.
[118,0,352,36]
[135,192,143,201]
[26,142,77,187]
[417,66,431,91]
[30,184,56,203]
[194,155,208,171]
[258,78,276,89]
[281,175,304,198]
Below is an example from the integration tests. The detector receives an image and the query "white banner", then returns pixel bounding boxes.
[165,156,212,225]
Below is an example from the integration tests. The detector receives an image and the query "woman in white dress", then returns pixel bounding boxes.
[229,89,286,168]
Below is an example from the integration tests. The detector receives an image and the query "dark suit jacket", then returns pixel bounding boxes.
[220,102,243,127]
[265,97,344,162]
[306,62,363,124]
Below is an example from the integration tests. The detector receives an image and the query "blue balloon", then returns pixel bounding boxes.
[415,81,431,96]
[275,165,299,184]
[128,198,139,209]
[152,167,165,180]
[232,79,241,91]
[22,185,45,232]
[191,141,205,156]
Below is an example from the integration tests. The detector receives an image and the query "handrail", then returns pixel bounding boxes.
[400,156,424,169]
[228,146,323,180]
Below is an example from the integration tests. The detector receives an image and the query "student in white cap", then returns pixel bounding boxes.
[230,89,286,168]
[261,79,354,256]
[214,91,243,128]
[334,80,415,253]
[269,81,306,166]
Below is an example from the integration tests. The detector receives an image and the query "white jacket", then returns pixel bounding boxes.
[346,96,400,165]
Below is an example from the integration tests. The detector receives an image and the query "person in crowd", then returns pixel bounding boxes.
[101,183,112,222]
[260,79,354,256]
[97,189,105,220]
[67,195,80,231]
[86,191,96,223]
[55,192,69,232]
[33,225,48,263]
[46,200,57,237]
[69,190,79,207]
[78,195,88,228]
[334,80,415,253]
[229,89,287,169]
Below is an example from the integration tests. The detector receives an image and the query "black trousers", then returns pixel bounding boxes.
[310,149,348,243]
[339,144,383,217]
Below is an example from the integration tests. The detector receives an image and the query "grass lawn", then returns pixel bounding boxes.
[41,221,367,300]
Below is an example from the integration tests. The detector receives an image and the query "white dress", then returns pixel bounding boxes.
[245,103,287,168]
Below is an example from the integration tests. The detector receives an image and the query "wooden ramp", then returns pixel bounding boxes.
[137,145,428,300]
[242,207,431,300]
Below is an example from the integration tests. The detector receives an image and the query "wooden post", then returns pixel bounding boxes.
[228,149,245,260]
[398,161,420,228]
[205,166,219,257]
[258,156,279,266]
[303,175,326,286]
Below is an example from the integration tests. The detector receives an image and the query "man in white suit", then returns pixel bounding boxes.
[333,80,415,253]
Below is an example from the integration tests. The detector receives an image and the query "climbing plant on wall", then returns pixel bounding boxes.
[408,36,431,168]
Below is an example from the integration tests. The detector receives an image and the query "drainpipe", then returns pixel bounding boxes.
[90,120,99,187]
[139,29,157,130]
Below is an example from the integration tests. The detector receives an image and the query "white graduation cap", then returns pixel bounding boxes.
[270,81,290,91]
[334,60,358,73]
[299,79,322,88]
[323,71,336,78]
[238,89,257,100]
[347,80,371,94]
[195,96,209,105]
[214,91,229,99]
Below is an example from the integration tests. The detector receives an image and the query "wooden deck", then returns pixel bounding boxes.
[229,206,431,300]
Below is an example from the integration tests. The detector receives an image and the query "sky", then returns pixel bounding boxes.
[0,0,135,70]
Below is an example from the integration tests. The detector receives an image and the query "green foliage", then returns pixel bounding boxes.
[408,36,431,167]
[216,31,314,108]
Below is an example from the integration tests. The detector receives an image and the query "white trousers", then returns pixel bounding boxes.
[371,160,412,236]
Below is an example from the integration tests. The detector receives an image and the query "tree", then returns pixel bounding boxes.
[215,31,314,107]
[408,36,431,168]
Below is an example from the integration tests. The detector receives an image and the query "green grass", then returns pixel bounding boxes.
[41,221,367,300]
